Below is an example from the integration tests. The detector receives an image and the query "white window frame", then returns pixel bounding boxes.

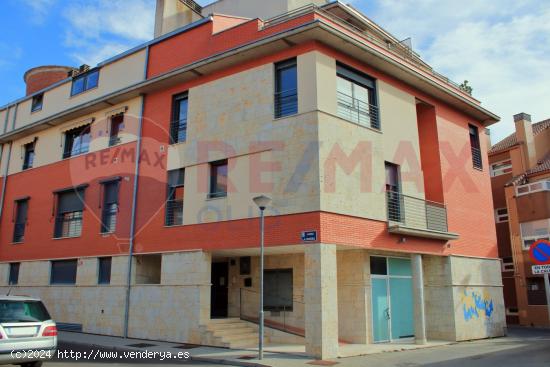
[490,159,512,177]
[495,207,509,223]
[516,180,550,196]
[501,257,514,272]
[520,219,550,250]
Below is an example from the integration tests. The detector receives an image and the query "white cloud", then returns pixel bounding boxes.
[20,0,57,24]
[358,0,550,142]
[62,0,155,67]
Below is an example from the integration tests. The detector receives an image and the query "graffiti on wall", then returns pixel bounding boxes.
[461,289,494,321]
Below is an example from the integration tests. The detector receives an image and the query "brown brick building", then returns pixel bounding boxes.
[489,113,550,327]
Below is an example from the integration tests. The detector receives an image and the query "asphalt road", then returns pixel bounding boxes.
[341,326,550,367]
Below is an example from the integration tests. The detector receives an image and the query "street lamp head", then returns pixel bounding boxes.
[253,195,272,210]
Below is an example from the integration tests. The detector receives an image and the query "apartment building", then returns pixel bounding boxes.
[0,0,505,359]
[489,113,550,327]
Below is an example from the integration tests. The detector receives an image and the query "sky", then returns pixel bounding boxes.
[0,0,549,143]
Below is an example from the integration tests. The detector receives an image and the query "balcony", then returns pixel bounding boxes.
[337,91,380,130]
[386,191,459,241]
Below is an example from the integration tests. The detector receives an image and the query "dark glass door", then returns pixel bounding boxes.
[211,262,229,318]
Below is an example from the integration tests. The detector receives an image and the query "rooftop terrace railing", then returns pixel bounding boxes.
[262,4,466,95]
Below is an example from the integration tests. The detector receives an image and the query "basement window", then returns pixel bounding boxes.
[134,254,161,285]
[50,259,77,285]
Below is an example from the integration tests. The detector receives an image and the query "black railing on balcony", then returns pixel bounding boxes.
[337,91,380,130]
[101,204,118,233]
[274,88,298,118]
[471,146,483,169]
[170,118,187,144]
[54,212,83,238]
[165,199,183,226]
[386,191,448,233]
[13,222,25,243]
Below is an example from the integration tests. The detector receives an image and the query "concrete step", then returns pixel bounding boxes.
[208,318,241,324]
[212,327,257,337]
[223,336,258,348]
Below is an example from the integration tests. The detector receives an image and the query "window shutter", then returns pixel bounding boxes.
[58,189,85,213]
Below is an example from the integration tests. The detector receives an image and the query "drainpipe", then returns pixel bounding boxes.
[0,142,13,221]
[123,94,145,338]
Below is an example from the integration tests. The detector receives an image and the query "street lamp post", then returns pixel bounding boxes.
[252,195,271,360]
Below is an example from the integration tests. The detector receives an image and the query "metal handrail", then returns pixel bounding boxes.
[239,287,304,337]
[386,190,448,232]
[337,91,380,129]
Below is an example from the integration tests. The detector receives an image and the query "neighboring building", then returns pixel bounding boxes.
[0,0,504,359]
[489,113,550,327]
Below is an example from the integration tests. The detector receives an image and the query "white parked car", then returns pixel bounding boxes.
[0,296,57,367]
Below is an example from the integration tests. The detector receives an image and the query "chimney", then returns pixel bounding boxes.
[154,0,203,38]
[513,112,537,170]
[24,65,75,96]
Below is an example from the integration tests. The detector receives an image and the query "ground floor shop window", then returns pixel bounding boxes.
[264,268,293,311]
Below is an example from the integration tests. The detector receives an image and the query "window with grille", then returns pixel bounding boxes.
[63,124,91,158]
[50,259,77,285]
[274,59,297,118]
[101,180,119,233]
[170,93,188,144]
[13,198,28,243]
[165,169,184,226]
[469,124,482,169]
[54,187,86,238]
[336,63,379,129]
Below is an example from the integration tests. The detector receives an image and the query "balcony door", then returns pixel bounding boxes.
[385,162,401,222]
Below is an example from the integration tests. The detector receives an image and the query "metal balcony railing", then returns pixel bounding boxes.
[274,88,298,118]
[337,91,380,129]
[386,191,449,233]
[169,118,187,144]
[54,212,83,238]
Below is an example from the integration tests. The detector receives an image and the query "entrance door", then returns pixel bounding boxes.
[211,262,229,318]
[371,256,414,342]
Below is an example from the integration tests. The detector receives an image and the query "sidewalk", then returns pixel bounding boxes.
[58,331,452,367]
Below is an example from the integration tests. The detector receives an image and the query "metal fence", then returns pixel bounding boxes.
[386,191,448,232]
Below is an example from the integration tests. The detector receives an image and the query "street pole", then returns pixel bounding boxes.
[252,195,271,361]
[545,273,550,323]
[259,206,265,360]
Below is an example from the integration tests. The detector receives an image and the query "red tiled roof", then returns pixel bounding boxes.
[489,119,550,155]
[506,152,550,186]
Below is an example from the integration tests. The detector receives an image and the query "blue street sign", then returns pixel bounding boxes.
[301,230,317,242]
